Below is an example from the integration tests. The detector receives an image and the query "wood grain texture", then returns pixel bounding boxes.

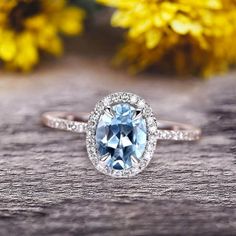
[0,22,236,236]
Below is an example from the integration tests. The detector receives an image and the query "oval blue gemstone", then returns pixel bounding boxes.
[96,103,147,170]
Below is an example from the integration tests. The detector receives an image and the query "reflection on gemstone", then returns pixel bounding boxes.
[96,103,147,170]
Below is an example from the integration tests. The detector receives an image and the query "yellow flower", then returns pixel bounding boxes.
[0,0,85,71]
[98,0,236,76]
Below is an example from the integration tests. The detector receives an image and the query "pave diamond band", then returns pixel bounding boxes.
[42,112,201,141]
[41,92,201,177]
[42,112,88,134]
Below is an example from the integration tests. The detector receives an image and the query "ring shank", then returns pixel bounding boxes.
[42,112,201,141]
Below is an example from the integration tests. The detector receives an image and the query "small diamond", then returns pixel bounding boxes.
[147,116,155,124]
[144,106,152,115]
[77,124,84,133]
[59,121,67,129]
[95,101,104,112]
[112,170,123,177]
[149,125,157,134]
[149,135,157,143]
[88,112,100,126]
[103,97,110,106]
[88,120,96,128]
[111,94,120,102]
[68,122,77,131]
[54,120,60,128]
[122,93,130,101]
[137,99,145,108]
[130,95,138,104]
[146,139,156,151]
[139,160,148,169]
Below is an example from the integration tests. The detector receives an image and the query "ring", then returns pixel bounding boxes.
[42,92,201,178]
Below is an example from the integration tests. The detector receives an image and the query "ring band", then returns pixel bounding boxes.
[42,112,201,141]
[41,92,201,177]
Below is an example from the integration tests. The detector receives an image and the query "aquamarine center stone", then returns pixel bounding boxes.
[96,103,147,170]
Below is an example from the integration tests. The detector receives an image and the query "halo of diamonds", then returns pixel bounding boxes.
[86,92,158,177]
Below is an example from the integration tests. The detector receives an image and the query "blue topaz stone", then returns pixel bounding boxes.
[95,103,147,170]
[86,92,157,177]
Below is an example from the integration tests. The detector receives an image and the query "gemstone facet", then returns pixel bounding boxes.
[95,103,147,170]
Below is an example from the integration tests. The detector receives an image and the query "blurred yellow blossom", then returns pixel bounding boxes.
[0,0,85,71]
[98,0,236,76]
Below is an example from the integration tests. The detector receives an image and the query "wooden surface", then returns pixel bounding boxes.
[0,23,236,236]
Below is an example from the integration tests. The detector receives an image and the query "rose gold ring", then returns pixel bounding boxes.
[41,92,201,177]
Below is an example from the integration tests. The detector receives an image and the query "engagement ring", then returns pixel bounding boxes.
[42,92,201,177]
